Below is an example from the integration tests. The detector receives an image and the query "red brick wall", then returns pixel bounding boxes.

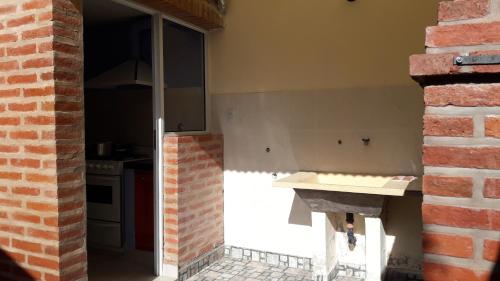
[163,134,224,269]
[411,1,500,280]
[0,0,86,280]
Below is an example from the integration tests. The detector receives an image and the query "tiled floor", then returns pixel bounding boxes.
[186,257,314,281]
[87,249,364,281]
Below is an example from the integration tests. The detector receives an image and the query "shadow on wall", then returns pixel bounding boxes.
[492,256,500,281]
[0,249,37,281]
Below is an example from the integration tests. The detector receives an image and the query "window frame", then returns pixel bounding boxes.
[162,17,209,134]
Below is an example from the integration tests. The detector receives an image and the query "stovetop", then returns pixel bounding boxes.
[86,155,152,176]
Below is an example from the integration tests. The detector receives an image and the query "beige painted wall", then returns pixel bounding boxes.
[209,0,440,94]
[209,0,439,272]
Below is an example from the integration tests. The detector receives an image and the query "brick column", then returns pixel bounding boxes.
[163,134,224,280]
[0,0,86,280]
[410,1,499,280]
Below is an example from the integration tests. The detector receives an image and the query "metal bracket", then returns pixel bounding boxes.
[454,55,500,66]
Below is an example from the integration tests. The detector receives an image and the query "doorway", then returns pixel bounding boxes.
[83,0,161,279]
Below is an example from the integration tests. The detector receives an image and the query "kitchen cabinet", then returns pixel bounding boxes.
[135,169,154,252]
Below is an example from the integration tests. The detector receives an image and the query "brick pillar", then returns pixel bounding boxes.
[163,134,224,280]
[410,1,500,280]
[0,0,86,280]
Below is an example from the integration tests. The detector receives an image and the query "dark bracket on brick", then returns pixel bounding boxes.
[454,54,500,66]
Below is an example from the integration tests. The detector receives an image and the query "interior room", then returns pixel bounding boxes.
[83,1,156,279]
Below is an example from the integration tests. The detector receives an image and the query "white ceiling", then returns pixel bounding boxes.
[84,0,145,26]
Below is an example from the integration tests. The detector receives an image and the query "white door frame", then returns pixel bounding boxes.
[152,14,165,277]
[107,0,165,276]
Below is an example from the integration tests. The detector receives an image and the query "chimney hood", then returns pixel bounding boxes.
[85,60,153,89]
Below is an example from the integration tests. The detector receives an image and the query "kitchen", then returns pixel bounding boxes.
[82,0,207,278]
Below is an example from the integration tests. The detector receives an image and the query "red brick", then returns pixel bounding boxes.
[50,101,81,111]
[423,262,489,281]
[0,172,21,180]
[0,33,17,43]
[438,0,490,21]
[10,130,38,140]
[7,44,36,56]
[23,57,53,69]
[0,60,19,71]
[427,22,500,47]
[24,116,55,125]
[0,5,16,15]
[424,116,473,137]
[22,0,51,11]
[12,186,40,196]
[27,228,58,241]
[38,41,53,53]
[53,41,79,55]
[7,74,37,84]
[25,145,55,154]
[484,178,500,199]
[39,11,52,22]
[422,204,498,230]
[485,116,500,138]
[24,86,54,97]
[26,173,57,184]
[0,117,20,126]
[425,84,500,107]
[483,239,500,262]
[0,145,19,153]
[423,146,500,169]
[27,202,57,213]
[28,256,58,270]
[409,53,458,77]
[0,89,20,97]
[423,175,473,198]
[0,198,22,207]
[41,71,53,81]
[422,232,473,258]
[0,224,24,235]
[8,102,37,112]
[7,15,35,27]
[12,212,40,224]
[22,26,53,40]
[55,56,80,69]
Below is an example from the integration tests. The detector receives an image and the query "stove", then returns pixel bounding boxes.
[86,156,151,249]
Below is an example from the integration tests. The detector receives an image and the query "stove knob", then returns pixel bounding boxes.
[96,164,102,169]
[88,163,94,169]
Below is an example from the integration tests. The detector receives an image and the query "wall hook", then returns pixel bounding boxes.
[362,138,371,146]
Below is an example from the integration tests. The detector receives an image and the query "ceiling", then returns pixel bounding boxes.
[84,0,146,26]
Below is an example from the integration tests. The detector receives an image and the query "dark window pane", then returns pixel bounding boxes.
[163,20,206,132]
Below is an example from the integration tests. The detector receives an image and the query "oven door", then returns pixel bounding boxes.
[86,174,121,222]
